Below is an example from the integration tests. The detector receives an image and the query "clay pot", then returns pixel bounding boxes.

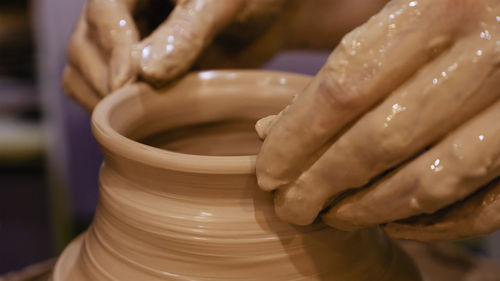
[51,70,420,280]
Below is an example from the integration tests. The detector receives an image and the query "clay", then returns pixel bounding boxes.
[51,71,420,280]
[256,0,467,196]
[65,0,392,109]
[384,178,500,242]
[325,99,500,231]
[255,0,500,231]
[132,0,244,83]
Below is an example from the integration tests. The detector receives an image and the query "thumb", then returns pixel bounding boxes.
[86,0,140,92]
[133,0,244,85]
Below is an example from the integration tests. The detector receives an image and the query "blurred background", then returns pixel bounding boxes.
[0,0,499,276]
[1,0,101,274]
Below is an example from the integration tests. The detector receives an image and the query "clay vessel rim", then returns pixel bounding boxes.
[91,70,311,175]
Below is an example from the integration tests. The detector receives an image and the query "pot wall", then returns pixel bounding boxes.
[52,71,420,281]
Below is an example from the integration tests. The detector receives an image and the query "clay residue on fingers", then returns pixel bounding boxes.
[257,0,500,229]
[255,0,464,196]
[255,114,277,139]
[133,0,245,84]
[66,13,110,96]
[86,0,140,91]
[324,99,500,231]
[383,178,500,242]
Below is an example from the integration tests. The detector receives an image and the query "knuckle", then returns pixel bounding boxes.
[255,165,286,191]
[67,36,81,64]
[375,128,412,164]
[318,42,367,110]
[274,185,322,225]
[316,71,363,110]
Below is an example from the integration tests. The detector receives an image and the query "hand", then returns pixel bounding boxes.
[256,0,500,241]
[62,0,140,111]
[62,0,389,111]
[62,0,290,111]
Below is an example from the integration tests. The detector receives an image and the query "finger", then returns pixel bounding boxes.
[256,0,463,192]
[67,13,109,96]
[86,0,140,91]
[383,178,500,242]
[255,97,297,139]
[133,0,245,84]
[271,28,500,225]
[109,46,137,91]
[62,65,100,112]
[325,99,500,230]
[255,114,278,139]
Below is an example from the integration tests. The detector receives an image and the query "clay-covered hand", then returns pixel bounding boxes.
[63,0,391,112]
[62,0,290,111]
[256,0,500,241]
[63,0,141,111]
[131,0,390,85]
[132,0,289,85]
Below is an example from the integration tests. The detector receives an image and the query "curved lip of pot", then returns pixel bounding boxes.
[91,70,311,175]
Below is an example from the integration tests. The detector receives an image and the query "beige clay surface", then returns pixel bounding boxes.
[255,0,500,239]
[51,71,420,280]
[325,100,500,234]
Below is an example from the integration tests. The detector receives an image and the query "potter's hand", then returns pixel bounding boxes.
[256,0,500,241]
[63,0,289,111]
[132,0,288,85]
[63,0,391,111]
[63,0,141,111]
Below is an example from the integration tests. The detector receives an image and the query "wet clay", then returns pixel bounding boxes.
[325,99,500,233]
[51,71,420,280]
[255,0,500,233]
[384,178,500,242]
